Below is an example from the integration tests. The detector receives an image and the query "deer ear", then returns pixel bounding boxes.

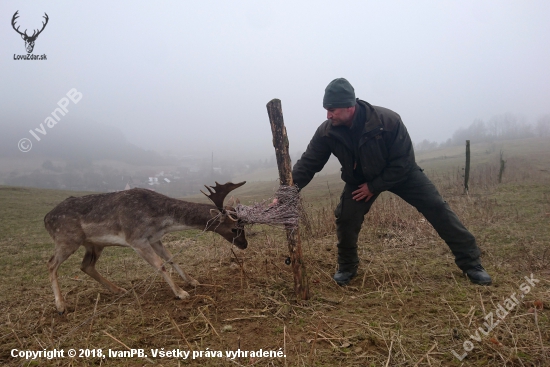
[21,34,25,40]
[227,212,238,222]
[227,196,240,206]
[209,208,221,218]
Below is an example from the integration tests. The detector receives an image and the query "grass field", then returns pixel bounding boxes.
[1,137,549,366]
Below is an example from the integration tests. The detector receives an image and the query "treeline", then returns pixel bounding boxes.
[415,113,550,152]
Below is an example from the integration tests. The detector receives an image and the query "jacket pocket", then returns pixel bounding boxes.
[334,191,344,218]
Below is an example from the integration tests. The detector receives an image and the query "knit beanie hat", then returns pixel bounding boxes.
[323,78,356,108]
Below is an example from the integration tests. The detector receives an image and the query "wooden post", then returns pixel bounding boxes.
[498,150,506,184]
[266,98,310,301]
[464,140,470,194]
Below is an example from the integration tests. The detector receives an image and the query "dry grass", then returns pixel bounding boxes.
[1,140,549,366]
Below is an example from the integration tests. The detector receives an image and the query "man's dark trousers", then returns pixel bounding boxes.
[334,168,482,271]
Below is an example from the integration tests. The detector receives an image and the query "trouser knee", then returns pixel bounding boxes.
[333,184,376,266]
[420,201,481,269]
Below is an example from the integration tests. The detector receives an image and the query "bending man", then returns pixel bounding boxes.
[292,78,492,286]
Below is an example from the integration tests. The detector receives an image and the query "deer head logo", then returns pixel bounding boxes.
[12,11,49,54]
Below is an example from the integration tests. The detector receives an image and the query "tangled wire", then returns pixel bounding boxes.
[234,185,301,230]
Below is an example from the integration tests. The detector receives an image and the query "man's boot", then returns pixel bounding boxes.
[333,263,358,286]
[464,264,492,285]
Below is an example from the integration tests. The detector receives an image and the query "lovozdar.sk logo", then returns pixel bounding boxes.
[12,10,48,60]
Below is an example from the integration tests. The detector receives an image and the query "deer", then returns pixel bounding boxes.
[44,181,247,314]
[11,11,49,54]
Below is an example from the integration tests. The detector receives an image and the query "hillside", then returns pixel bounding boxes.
[1,137,549,366]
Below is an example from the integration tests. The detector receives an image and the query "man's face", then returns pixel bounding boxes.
[326,106,355,128]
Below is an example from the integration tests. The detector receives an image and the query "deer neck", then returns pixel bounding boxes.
[164,200,219,231]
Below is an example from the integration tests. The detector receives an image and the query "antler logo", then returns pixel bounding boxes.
[12,10,49,54]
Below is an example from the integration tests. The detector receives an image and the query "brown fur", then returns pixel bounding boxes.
[44,186,246,314]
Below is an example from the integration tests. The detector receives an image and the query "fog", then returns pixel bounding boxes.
[1,0,549,162]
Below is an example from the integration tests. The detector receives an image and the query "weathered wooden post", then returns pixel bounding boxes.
[498,150,506,184]
[464,140,470,194]
[266,98,310,301]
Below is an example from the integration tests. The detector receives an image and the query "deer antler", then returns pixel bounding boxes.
[11,11,49,40]
[11,11,26,37]
[31,13,49,39]
[201,181,246,210]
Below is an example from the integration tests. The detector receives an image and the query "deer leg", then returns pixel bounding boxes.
[48,240,81,314]
[81,245,127,294]
[150,240,199,287]
[132,242,190,300]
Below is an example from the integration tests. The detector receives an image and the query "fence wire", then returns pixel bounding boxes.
[234,185,301,230]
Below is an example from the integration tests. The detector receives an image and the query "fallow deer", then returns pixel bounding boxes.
[44,181,246,314]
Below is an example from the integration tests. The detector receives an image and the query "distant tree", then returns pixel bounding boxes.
[452,119,487,145]
[440,138,453,148]
[536,115,550,137]
[42,160,61,172]
[486,113,533,140]
[469,119,487,141]
[415,139,439,152]
[450,114,538,146]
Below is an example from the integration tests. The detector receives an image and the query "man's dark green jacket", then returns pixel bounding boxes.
[292,99,419,193]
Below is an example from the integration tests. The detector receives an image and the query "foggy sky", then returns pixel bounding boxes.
[1,1,549,161]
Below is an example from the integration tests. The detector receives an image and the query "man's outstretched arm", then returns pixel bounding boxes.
[292,128,332,190]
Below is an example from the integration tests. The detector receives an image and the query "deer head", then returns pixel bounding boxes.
[12,11,49,54]
[201,181,247,249]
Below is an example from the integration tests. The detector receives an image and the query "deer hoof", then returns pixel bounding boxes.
[175,289,190,300]
[115,287,128,294]
[55,301,66,315]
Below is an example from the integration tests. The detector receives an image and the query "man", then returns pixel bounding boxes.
[292,78,492,286]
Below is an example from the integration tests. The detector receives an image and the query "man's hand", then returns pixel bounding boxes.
[352,183,374,202]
